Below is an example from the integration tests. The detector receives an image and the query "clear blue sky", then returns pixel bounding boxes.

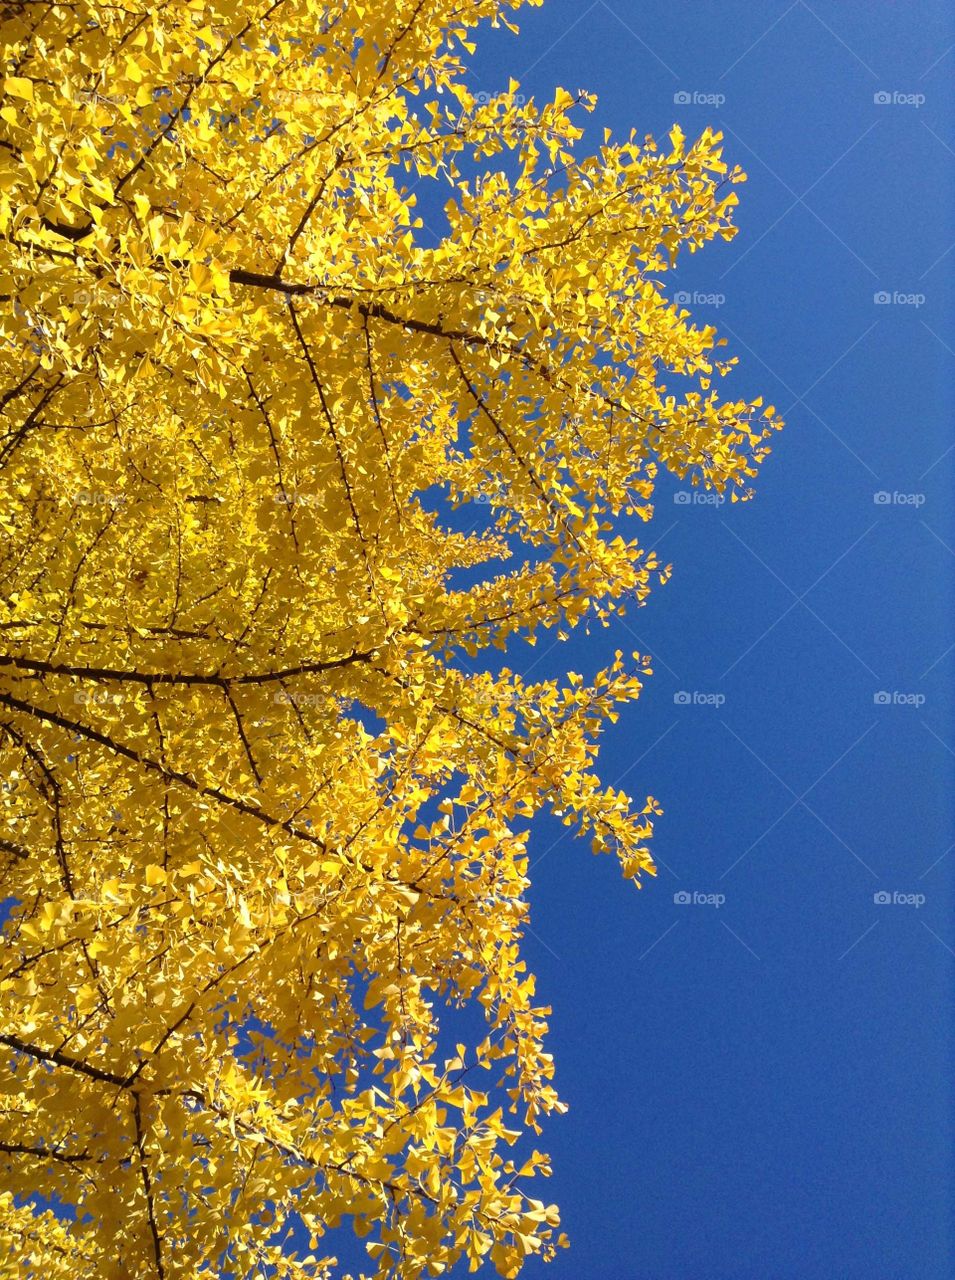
[418,3,952,1277]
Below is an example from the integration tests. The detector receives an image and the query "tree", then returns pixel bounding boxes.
[0,0,781,1275]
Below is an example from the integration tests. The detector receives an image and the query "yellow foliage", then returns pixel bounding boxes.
[0,0,780,1276]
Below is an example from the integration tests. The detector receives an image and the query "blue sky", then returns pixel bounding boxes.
[425,2,953,1277]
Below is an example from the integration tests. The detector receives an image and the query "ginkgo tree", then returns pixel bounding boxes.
[0,0,781,1276]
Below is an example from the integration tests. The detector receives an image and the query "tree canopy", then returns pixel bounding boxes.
[0,0,780,1275]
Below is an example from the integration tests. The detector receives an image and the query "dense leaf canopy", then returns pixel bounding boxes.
[0,0,780,1275]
